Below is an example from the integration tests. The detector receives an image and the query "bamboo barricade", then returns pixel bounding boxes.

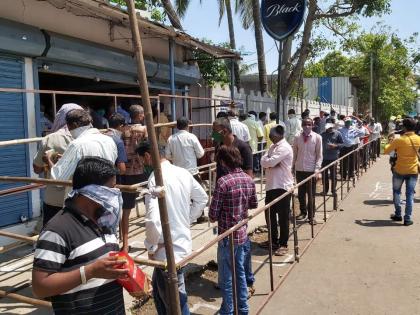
[125,1,181,314]
[0,176,141,193]
[0,289,52,308]
[0,123,213,148]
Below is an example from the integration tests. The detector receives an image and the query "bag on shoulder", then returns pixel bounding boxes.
[407,136,420,173]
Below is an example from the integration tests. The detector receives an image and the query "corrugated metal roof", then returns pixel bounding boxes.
[45,0,241,60]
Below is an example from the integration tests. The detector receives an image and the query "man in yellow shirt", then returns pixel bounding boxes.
[242,112,264,172]
[384,118,420,226]
[264,112,278,149]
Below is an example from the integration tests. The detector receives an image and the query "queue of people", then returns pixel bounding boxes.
[32,100,417,315]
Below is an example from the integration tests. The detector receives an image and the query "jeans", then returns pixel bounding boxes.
[392,172,418,221]
[321,160,337,195]
[243,238,255,287]
[218,238,249,315]
[296,171,316,218]
[265,189,291,247]
[152,268,189,315]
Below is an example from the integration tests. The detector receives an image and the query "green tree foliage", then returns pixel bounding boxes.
[304,51,354,77]
[193,40,230,87]
[305,29,418,120]
[111,0,165,22]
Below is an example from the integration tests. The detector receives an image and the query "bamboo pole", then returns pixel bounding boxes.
[125,1,181,314]
[0,290,52,308]
[0,137,43,147]
[0,176,143,193]
[0,230,37,243]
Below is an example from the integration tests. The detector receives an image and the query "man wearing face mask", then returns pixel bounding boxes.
[32,157,128,314]
[338,117,366,180]
[260,125,293,256]
[293,118,323,222]
[51,109,117,181]
[136,142,207,314]
[212,118,253,180]
[321,123,343,195]
[285,108,302,145]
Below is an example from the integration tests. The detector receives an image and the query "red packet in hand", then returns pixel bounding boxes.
[110,251,151,298]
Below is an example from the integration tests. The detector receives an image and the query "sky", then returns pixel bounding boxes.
[180,0,420,73]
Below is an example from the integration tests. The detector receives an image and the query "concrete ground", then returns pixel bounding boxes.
[3,157,413,315]
[261,157,420,315]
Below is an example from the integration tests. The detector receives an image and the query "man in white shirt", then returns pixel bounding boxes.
[165,116,205,176]
[137,142,208,314]
[285,108,302,145]
[369,118,382,159]
[51,109,117,181]
[228,110,250,142]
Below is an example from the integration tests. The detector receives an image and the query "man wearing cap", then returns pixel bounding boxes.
[338,117,366,180]
[321,123,343,195]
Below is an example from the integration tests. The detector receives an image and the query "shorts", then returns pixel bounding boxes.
[120,174,149,210]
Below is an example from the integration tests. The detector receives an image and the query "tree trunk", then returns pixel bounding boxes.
[280,37,293,100]
[225,0,241,89]
[161,0,184,30]
[251,0,267,94]
[283,0,317,99]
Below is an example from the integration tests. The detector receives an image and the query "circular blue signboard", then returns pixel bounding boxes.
[261,0,306,41]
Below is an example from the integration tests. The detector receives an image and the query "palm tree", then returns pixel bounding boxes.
[161,0,184,30]
[175,0,241,89]
[236,0,268,94]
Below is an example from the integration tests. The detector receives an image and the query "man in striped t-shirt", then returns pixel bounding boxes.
[32,157,128,314]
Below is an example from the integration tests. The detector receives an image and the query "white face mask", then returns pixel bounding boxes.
[70,125,91,139]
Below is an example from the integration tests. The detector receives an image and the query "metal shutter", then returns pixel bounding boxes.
[0,55,31,227]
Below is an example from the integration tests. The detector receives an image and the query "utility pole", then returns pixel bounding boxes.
[369,53,373,117]
[125,1,181,314]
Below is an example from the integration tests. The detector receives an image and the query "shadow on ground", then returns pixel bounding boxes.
[354,219,403,227]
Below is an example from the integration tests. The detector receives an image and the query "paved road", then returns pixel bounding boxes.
[261,158,420,315]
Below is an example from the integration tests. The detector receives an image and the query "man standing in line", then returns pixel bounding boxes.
[33,103,82,225]
[369,118,382,159]
[120,104,148,253]
[384,118,420,226]
[227,110,250,143]
[209,145,258,315]
[165,116,205,178]
[50,109,117,181]
[105,113,128,176]
[260,125,294,256]
[32,157,128,314]
[338,117,365,180]
[293,118,323,223]
[242,112,264,173]
[264,112,277,149]
[321,123,344,196]
[137,142,208,314]
[213,118,253,180]
[285,109,302,145]
[212,117,256,296]
[166,117,207,221]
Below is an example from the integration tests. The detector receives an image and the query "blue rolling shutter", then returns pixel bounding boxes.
[0,55,30,227]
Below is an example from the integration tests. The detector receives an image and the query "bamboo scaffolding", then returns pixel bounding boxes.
[0,230,38,243]
[0,176,144,193]
[0,289,52,308]
[125,0,181,313]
